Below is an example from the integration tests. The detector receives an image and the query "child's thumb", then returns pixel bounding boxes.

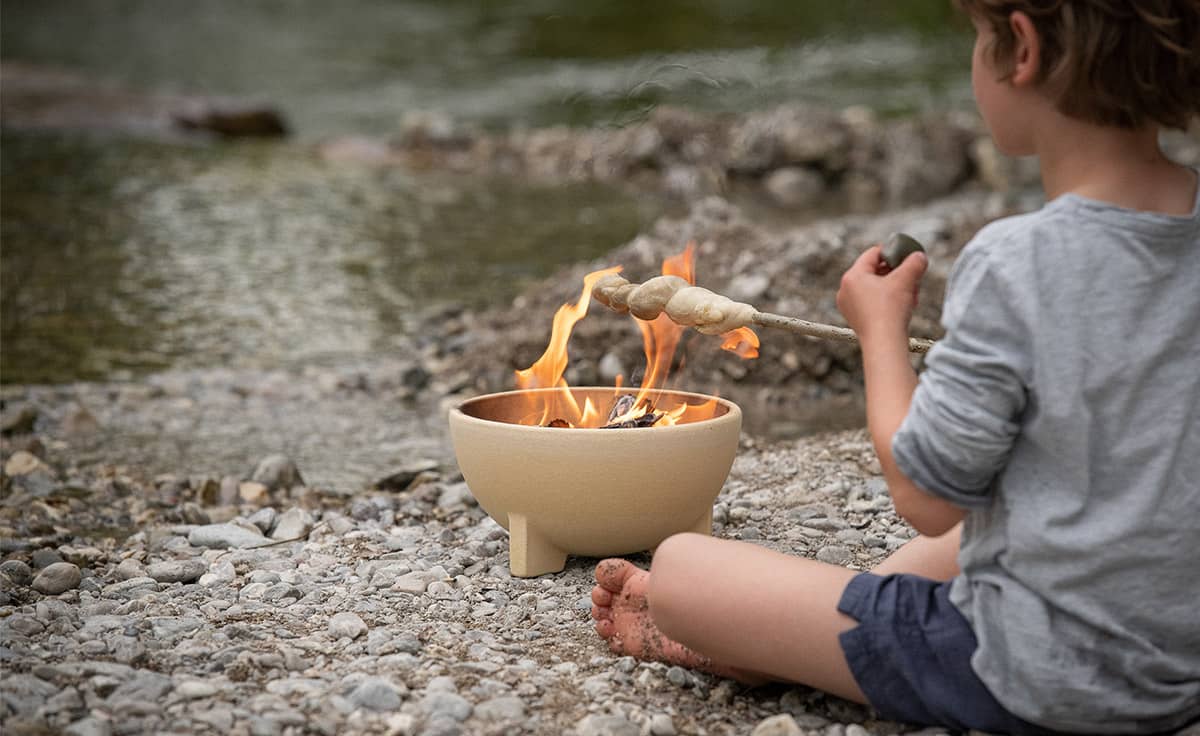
[891,251,928,285]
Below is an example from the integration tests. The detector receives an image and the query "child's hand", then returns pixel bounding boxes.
[836,245,928,344]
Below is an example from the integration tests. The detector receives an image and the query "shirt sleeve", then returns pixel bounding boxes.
[892,243,1031,509]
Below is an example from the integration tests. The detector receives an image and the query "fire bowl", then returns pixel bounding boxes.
[448,387,742,577]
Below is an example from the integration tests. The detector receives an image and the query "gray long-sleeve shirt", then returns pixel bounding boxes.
[892,181,1200,733]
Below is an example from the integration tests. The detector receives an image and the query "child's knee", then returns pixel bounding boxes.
[650,532,708,578]
[648,533,709,627]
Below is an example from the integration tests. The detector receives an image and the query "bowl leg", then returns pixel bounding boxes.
[507,513,567,577]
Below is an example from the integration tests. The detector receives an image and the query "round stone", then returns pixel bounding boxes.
[146,559,208,584]
[0,559,33,586]
[33,562,82,594]
[328,612,367,640]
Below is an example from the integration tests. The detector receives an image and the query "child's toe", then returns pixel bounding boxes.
[594,558,639,594]
[591,585,614,607]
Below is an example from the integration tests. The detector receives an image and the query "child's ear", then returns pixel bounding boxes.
[1008,11,1041,87]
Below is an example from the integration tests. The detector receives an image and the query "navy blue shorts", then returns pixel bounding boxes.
[837,572,1067,735]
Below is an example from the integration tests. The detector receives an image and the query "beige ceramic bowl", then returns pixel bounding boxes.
[448,387,742,576]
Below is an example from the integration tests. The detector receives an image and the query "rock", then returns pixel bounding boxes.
[110,670,173,701]
[816,545,852,566]
[173,103,289,138]
[198,560,235,587]
[649,713,676,736]
[33,561,82,594]
[436,482,475,510]
[473,696,524,722]
[247,507,277,533]
[194,477,221,505]
[751,714,804,736]
[7,614,44,635]
[0,559,33,586]
[764,166,825,208]
[348,676,404,711]
[325,513,355,535]
[250,455,304,491]
[62,405,100,435]
[238,481,271,505]
[188,523,267,549]
[420,691,472,722]
[666,666,690,687]
[193,708,234,731]
[218,475,241,505]
[271,508,313,540]
[64,717,113,736]
[577,714,640,736]
[1,404,38,435]
[329,612,367,640]
[145,559,207,584]
[31,548,64,569]
[103,577,159,599]
[374,460,439,491]
[3,450,44,476]
[176,680,219,699]
[384,713,416,736]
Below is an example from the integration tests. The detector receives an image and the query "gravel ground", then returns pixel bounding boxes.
[3,380,960,736]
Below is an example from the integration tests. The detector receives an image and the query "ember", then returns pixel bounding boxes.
[512,243,758,429]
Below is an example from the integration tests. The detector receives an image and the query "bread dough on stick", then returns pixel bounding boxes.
[627,275,690,320]
[664,286,756,335]
[593,274,757,333]
[593,273,631,313]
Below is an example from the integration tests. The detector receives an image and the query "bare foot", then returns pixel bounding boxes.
[590,558,762,683]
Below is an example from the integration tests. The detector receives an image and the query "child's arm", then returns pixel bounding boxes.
[837,247,966,537]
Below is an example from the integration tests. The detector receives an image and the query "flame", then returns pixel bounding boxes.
[512,242,757,428]
[720,327,760,359]
[514,266,621,425]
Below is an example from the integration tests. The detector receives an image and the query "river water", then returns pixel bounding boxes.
[1,0,970,384]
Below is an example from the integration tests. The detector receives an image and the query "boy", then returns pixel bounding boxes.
[590,1,1200,733]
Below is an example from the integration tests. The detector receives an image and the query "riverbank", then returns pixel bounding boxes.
[1,358,931,736]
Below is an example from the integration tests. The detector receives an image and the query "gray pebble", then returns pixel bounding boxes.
[816,545,852,566]
[187,522,267,549]
[577,714,640,736]
[0,559,32,585]
[271,508,313,540]
[64,717,112,736]
[114,558,146,581]
[348,676,404,711]
[146,559,207,584]
[247,507,278,534]
[32,548,64,569]
[649,713,677,736]
[250,454,304,491]
[328,611,367,640]
[666,666,690,687]
[420,691,472,721]
[751,714,804,736]
[473,695,525,722]
[33,561,82,594]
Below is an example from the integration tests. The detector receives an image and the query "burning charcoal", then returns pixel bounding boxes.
[607,394,637,424]
[546,419,571,428]
[600,412,663,429]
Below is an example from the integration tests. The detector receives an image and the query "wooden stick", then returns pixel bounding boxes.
[751,312,934,354]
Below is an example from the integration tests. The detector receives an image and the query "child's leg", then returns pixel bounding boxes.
[871,523,962,580]
[592,533,866,703]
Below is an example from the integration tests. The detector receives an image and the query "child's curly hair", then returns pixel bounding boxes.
[956,0,1200,129]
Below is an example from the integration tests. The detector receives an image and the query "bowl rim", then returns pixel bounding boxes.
[449,386,741,434]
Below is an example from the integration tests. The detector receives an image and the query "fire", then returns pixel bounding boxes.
[513,244,758,427]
